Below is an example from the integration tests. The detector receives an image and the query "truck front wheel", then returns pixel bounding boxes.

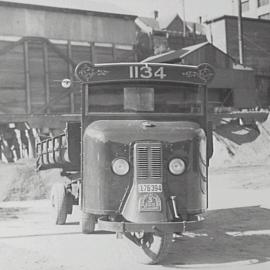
[124,232,173,264]
[81,212,96,234]
[51,183,68,225]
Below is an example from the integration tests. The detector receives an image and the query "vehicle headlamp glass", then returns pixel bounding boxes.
[169,158,186,175]
[112,158,129,176]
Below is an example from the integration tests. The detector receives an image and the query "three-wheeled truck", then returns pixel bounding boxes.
[36,62,214,264]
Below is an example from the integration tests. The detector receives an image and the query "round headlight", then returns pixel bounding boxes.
[169,158,186,175]
[112,158,129,176]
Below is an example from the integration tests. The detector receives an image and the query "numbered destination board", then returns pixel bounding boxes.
[75,62,215,85]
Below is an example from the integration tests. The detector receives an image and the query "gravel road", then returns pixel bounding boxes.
[0,165,270,270]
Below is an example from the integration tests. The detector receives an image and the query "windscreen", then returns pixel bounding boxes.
[88,83,204,114]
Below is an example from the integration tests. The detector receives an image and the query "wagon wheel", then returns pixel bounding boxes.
[51,183,68,225]
[81,212,96,234]
[124,231,173,264]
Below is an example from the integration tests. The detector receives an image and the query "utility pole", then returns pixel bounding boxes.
[238,0,244,64]
[181,0,186,37]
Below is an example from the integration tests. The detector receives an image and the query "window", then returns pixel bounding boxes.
[241,0,250,12]
[258,0,269,7]
[88,83,203,114]
[259,12,270,19]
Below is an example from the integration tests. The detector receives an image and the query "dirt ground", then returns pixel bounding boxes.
[0,165,270,270]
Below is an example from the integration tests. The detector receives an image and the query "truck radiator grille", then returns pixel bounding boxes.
[134,142,163,179]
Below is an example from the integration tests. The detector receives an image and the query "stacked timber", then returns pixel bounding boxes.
[0,123,36,162]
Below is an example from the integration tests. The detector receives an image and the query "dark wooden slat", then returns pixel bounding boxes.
[71,44,91,63]
[90,42,96,63]
[33,86,80,114]
[112,44,116,62]
[133,45,138,61]
[23,40,31,114]
[46,40,76,69]
[95,46,114,63]
[115,48,135,62]
[43,42,50,113]
[0,39,24,57]
[67,41,74,113]
[0,114,81,128]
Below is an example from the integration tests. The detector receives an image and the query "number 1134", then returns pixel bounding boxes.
[129,66,167,79]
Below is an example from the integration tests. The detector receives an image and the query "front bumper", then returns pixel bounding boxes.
[97,216,204,233]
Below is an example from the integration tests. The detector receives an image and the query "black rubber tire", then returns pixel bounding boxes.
[51,183,68,225]
[124,232,173,264]
[66,192,74,215]
[81,212,96,234]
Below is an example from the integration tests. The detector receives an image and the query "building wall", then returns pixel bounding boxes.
[225,17,270,74]
[166,16,190,34]
[0,37,136,115]
[207,19,227,54]
[208,16,270,74]
[207,16,270,107]
[150,43,256,109]
[234,0,270,19]
[209,68,257,108]
[255,75,270,106]
[0,5,137,45]
[0,3,137,118]
[181,44,234,69]
[167,34,206,51]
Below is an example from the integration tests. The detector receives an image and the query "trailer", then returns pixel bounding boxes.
[36,121,81,224]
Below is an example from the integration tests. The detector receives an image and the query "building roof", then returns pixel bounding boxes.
[136,13,206,36]
[205,15,270,24]
[142,42,209,63]
[186,21,206,35]
[158,13,184,28]
[138,17,160,31]
[0,0,136,18]
[159,13,206,34]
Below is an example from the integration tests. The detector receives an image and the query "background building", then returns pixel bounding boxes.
[136,13,206,61]
[0,1,137,123]
[143,42,257,111]
[233,0,270,20]
[0,1,137,161]
[206,15,270,107]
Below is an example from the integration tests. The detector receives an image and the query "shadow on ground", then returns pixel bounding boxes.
[215,121,260,146]
[163,206,270,266]
[0,207,28,221]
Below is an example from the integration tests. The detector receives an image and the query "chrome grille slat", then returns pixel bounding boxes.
[134,142,163,179]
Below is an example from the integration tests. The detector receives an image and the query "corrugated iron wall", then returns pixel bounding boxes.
[0,37,136,115]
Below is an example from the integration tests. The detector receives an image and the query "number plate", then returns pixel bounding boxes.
[139,193,162,212]
[138,184,162,193]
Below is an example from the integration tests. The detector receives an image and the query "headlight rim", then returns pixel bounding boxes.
[168,157,186,176]
[111,158,130,176]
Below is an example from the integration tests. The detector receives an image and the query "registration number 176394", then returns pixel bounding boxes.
[138,184,163,193]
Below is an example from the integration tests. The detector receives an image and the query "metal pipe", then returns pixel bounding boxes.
[67,41,75,113]
[238,0,244,64]
[181,0,186,37]
[170,196,180,219]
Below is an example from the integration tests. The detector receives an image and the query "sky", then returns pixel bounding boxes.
[0,0,234,22]
[101,0,234,21]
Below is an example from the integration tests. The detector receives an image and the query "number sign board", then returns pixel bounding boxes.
[75,62,215,85]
